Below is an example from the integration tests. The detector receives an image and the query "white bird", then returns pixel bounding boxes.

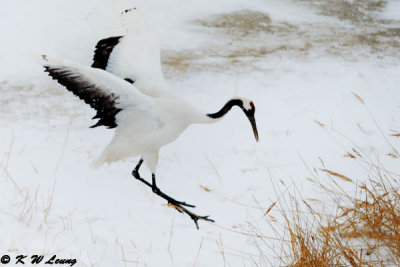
[43,55,258,228]
[91,8,165,97]
[42,9,258,228]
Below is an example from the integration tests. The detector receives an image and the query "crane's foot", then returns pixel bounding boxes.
[131,160,215,229]
[152,186,195,208]
[151,185,215,229]
[132,169,214,229]
[132,169,195,208]
[169,203,215,229]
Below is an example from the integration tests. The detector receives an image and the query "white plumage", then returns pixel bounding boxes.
[42,8,259,228]
[93,8,165,96]
[44,56,257,171]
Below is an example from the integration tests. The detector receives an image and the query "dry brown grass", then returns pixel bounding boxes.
[271,152,400,264]
[161,5,400,78]
[276,171,400,267]
[260,94,400,266]
[296,0,387,24]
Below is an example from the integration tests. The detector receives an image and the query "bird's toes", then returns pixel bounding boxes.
[201,216,215,223]
[179,201,195,208]
[189,214,215,229]
[165,198,194,208]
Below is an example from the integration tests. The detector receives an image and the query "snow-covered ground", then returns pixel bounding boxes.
[0,0,399,266]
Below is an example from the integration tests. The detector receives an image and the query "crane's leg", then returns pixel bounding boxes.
[150,173,196,208]
[131,159,215,229]
[131,159,194,207]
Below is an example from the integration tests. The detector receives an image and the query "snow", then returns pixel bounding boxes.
[1,0,400,266]
[382,0,400,20]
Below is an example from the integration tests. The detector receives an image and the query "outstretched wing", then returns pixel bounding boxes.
[91,8,165,96]
[92,36,123,71]
[43,56,154,129]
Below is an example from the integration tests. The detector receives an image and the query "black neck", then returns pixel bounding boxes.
[207,99,243,119]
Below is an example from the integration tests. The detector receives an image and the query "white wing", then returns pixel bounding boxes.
[91,9,165,97]
[43,55,156,129]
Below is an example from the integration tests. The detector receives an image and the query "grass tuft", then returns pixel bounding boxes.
[274,172,400,266]
[273,138,400,266]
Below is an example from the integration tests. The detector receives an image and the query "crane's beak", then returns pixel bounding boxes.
[247,115,259,142]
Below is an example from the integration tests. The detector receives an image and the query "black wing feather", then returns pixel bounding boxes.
[91,36,123,70]
[44,66,122,129]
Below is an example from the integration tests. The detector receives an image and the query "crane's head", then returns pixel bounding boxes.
[207,97,259,142]
[238,98,259,142]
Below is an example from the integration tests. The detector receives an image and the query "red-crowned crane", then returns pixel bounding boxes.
[42,9,258,229]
